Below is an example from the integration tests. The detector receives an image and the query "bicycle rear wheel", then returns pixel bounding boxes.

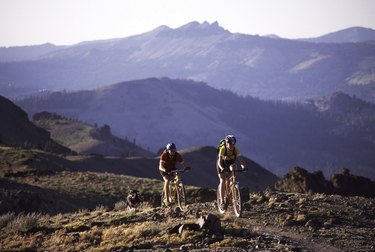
[217,184,227,214]
[232,183,242,217]
[176,183,186,210]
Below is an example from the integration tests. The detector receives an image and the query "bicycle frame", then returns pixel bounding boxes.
[161,169,187,209]
[217,169,245,217]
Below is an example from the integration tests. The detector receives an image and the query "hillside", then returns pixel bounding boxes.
[0,145,278,192]
[305,91,375,145]
[1,150,374,251]
[1,21,374,101]
[16,78,375,179]
[32,111,154,157]
[0,95,70,154]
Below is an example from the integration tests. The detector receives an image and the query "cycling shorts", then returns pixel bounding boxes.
[160,169,176,178]
[217,159,235,174]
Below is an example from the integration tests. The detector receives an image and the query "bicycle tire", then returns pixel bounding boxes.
[232,183,242,217]
[216,184,227,214]
[176,183,186,210]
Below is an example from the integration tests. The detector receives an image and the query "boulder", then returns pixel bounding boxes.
[330,169,375,197]
[274,166,332,194]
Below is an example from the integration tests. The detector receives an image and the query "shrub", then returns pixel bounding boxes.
[5,212,41,233]
[0,212,15,229]
[94,205,108,212]
[114,200,128,211]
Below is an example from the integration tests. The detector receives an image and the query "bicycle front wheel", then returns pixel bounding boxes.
[232,183,242,217]
[176,183,186,210]
[217,184,227,214]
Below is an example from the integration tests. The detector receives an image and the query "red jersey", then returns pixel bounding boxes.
[160,150,183,171]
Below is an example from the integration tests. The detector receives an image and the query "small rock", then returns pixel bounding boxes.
[294,214,307,223]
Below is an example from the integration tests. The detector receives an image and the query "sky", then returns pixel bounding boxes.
[1,0,375,47]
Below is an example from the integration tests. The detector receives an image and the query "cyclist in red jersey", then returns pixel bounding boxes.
[159,143,190,205]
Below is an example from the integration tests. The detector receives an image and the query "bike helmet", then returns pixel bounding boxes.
[225,135,236,144]
[166,143,176,150]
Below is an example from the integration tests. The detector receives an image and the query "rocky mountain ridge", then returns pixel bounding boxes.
[1,21,374,101]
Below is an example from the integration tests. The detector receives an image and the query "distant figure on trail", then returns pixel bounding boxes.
[126,189,141,211]
[217,135,246,204]
[159,143,190,206]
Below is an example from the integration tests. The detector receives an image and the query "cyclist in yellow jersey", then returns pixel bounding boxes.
[217,135,246,205]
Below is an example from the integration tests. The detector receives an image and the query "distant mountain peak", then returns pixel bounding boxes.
[147,24,172,34]
[301,26,375,43]
[263,34,282,39]
[313,91,368,112]
[174,21,229,36]
[180,21,218,29]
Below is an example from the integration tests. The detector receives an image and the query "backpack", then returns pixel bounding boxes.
[217,139,237,158]
[217,139,226,153]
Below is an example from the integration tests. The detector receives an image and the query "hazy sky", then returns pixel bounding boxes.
[1,0,374,47]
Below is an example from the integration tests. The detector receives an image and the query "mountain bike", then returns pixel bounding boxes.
[161,168,189,209]
[217,168,246,217]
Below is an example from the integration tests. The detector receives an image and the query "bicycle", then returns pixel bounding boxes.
[217,168,246,217]
[161,168,189,209]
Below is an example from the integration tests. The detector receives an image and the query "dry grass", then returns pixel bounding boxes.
[2,212,41,234]
[0,204,157,251]
[0,147,215,251]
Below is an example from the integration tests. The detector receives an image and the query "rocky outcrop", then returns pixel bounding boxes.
[274,166,332,194]
[274,166,375,198]
[331,168,375,197]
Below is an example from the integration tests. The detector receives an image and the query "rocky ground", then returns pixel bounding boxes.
[1,189,374,251]
[167,190,375,252]
[242,189,375,252]
[1,148,375,251]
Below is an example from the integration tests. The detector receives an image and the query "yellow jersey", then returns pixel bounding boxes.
[219,145,240,161]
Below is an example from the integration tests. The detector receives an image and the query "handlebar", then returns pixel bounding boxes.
[165,167,191,176]
[222,168,248,173]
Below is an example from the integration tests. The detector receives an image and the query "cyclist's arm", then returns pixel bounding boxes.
[217,154,225,171]
[175,152,189,170]
[179,160,188,170]
[237,155,246,169]
[159,160,167,173]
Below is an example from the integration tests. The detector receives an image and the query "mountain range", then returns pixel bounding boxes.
[1,21,375,101]
[1,21,375,251]
[16,78,375,179]
[0,94,278,190]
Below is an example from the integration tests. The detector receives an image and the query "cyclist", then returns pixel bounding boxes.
[217,135,246,206]
[159,143,190,206]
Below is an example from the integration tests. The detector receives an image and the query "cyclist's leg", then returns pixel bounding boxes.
[161,172,171,204]
[218,172,226,202]
[217,161,227,203]
[230,163,238,177]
